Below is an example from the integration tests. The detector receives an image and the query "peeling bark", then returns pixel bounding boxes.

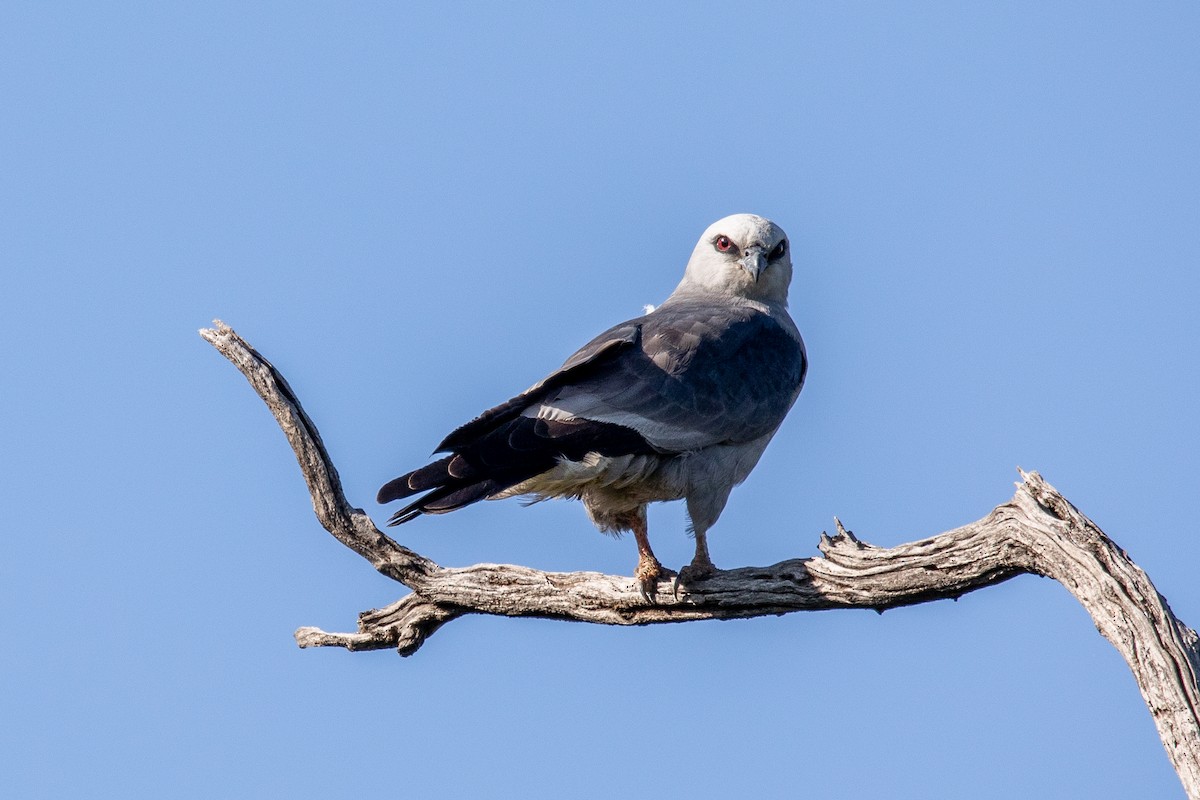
[201,319,1200,798]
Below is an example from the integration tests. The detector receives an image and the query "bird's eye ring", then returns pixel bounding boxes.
[769,240,788,261]
[714,235,733,252]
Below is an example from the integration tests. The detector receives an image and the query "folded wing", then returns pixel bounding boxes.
[377,298,806,525]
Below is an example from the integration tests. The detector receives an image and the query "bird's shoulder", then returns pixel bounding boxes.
[530,295,806,450]
[638,296,805,377]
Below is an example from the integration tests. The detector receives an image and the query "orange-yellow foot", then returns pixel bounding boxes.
[634,555,676,603]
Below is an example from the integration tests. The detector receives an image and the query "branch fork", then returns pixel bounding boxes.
[201,319,1200,797]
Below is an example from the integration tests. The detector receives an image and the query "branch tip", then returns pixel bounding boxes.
[830,517,863,549]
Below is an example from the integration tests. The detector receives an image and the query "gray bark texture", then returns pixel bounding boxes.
[201,319,1200,797]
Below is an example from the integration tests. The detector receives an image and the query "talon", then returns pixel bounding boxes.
[634,555,663,603]
[634,557,678,603]
[638,577,660,603]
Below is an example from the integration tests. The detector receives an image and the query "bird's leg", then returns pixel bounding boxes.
[687,527,717,577]
[631,512,672,602]
[674,526,718,598]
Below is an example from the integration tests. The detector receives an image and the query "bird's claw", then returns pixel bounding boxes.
[638,582,655,603]
[634,558,676,603]
[673,559,718,600]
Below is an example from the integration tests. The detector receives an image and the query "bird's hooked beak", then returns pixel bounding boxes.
[740,246,767,283]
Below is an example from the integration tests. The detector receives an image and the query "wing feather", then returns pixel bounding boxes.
[529,299,806,452]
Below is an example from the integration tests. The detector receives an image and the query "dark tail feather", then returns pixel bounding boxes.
[379,414,653,524]
[385,508,424,526]
[384,480,501,526]
[423,480,499,513]
[376,456,456,504]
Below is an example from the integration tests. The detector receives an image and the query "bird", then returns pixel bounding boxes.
[377,213,807,600]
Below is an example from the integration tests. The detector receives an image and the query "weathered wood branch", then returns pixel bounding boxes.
[201,319,1200,798]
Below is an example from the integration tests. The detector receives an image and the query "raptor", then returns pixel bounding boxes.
[378,214,807,600]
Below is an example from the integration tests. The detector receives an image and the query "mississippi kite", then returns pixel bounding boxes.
[378,214,807,599]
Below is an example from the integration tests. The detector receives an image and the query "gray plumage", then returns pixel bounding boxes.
[378,214,807,598]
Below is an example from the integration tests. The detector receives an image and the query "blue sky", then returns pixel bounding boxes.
[3,2,1199,798]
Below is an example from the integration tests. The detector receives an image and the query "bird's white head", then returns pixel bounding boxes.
[676,214,793,304]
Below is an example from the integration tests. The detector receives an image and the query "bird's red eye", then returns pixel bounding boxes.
[715,235,732,252]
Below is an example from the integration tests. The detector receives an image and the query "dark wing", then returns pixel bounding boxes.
[530,299,807,451]
[377,299,806,524]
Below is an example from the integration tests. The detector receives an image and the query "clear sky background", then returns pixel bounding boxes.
[3,3,1198,798]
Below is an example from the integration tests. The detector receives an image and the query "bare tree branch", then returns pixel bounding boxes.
[201,319,1200,798]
